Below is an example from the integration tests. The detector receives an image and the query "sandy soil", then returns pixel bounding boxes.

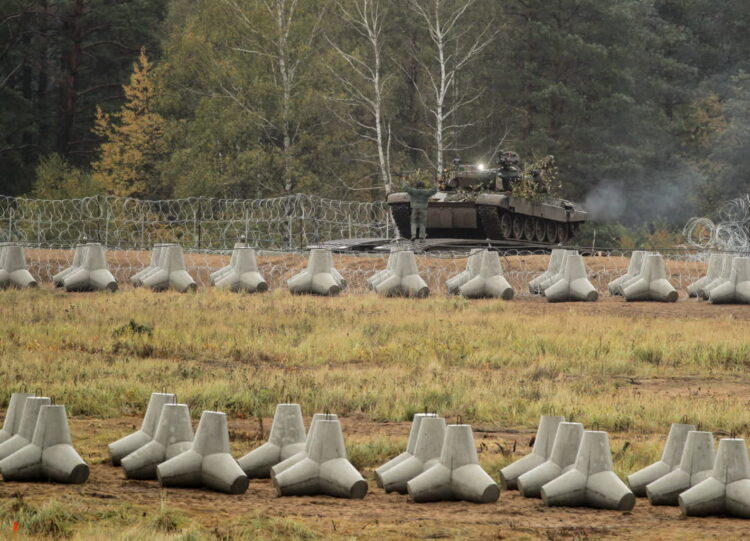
[1,415,747,540]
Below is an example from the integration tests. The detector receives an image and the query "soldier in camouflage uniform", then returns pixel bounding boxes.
[404,180,437,241]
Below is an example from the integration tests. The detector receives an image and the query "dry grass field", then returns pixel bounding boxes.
[0,276,749,539]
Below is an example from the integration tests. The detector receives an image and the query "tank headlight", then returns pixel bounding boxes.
[477,163,485,170]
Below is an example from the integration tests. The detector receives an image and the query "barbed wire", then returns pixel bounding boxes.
[683,195,750,252]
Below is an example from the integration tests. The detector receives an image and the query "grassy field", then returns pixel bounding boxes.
[1,286,749,539]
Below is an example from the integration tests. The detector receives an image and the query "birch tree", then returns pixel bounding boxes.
[409,0,494,171]
[328,0,392,193]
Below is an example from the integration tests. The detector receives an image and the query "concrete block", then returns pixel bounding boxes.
[108,392,176,466]
[375,251,429,298]
[62,243,117,292]
[447,249,483,294]
[157,411,249,494]
[529,249,566,294]
[501,415,564,489]
[210,241,247,285]
[407,424,499,503]
[121,403,194,480]
[238,403,306,478]
[0,392,35,444]
[699,253,733,300]
[368,250,399,291]
[0,397,51,463]
[271,413,338,480]
[53,244,85,287]
[518,422,584,498]
[273,417,367,499]
[623,253,678,302]
[709,257,750,304]
[608,251,647,295]
[647,430,715,506]
[628,423,695,496]
[460,250,514,300]
[686,253,723,297]
[288,249,342,296]
[326,250,347,290]
[679,438,750,518]
[132,244,168,286]
[374,413,431,487]
[539,250,579,293]
[0,245,37,289]
[541,431,635,510]
[379,416,446,494]
[545,254,598,302]
[0,405,89,484]
[214,247,268,293]
[141,245,197,292]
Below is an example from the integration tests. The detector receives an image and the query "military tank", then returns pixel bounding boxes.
[387,152,587,245]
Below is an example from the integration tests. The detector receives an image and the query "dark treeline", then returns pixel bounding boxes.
[1,0,749,226]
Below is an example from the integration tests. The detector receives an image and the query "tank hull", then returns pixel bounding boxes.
[388,192,586,244]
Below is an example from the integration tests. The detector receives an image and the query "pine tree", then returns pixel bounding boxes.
[92,48,167,198]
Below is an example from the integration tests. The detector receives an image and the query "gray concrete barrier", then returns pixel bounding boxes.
[62,243,117,292]
[141,245,197,292]
[214,247,268,293]
[541,431,635,510]
[239,403,306,478]
[375,251,429,298]
[407,423,499,503]
[529,249,565,295]
[108,392,176,466]
[647,430,715,506]
[121,403,194,480]
[131,244,168,286]
[157,410,249,494]
[608,250,646,296]
[374,413,430,487]
[687,253,722,297]
[288,249,342,296]
[501,415,564,489]
[447,249,483,294]
[52,244,85,287]
[628,423,695,497]
[545,254,598,302]
[0,396,51,463]
[709,257,750,304]
[699,253,733,300]
[0,392,35,444]
[518,421,584,498]
[271,413,337,480]
[623,253,678,302]
[679,438,750,518]
[0,245,37,289]
[459,250,514,300]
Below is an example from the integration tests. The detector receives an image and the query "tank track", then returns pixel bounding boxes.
[390,203,412,239]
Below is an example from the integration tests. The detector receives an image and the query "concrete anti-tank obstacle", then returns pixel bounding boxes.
[62,243,117,292]
[375,250,429,298]
[447,249,483,294]
[539,250,579,294]
[374,413,431,487]
[518,422,584,498]
[368,250,398,291]
[699,253,733,300]
[646,430,715,506]
[545,254,598,302]
[287,248,342,296]
[52,244,85,287]
[270,413,338,480]
[214,247,268,293]
[627,423,696,496]
[131,244,168,286]
[238,403,306,478]
[0,245,37,289]
[709,257,750,304]
[623,253,678,302]
[326,250,347,290]
[686,253,723,298]
[141,244,197,292]
[210,241,247,285]
[679,438,750,518]
[501,415,564,489]
[0,392,35,444]
[272,417,368,499]
[407,423,499,503]
[120,403,194,480]
[541,431,635,510]
[460,250,514,300]
[157,410,249,494]
[608,251,647,296]
[0,397,51,463]
[529,249,565,294]
[0,404,89,484]
[108,392,175,466]
[379,416,446,494]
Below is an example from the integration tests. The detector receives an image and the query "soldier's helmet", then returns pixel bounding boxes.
[499,151,520,168]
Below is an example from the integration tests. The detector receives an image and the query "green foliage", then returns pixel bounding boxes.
[31,154,100,199]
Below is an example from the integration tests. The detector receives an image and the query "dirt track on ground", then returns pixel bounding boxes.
[1,416,747,540]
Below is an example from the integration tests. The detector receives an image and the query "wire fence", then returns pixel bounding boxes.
[0,194,392,250]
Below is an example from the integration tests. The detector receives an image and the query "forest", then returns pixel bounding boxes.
[1,0,749,228]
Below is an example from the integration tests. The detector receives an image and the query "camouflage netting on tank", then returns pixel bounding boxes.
[0,194,392,250]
